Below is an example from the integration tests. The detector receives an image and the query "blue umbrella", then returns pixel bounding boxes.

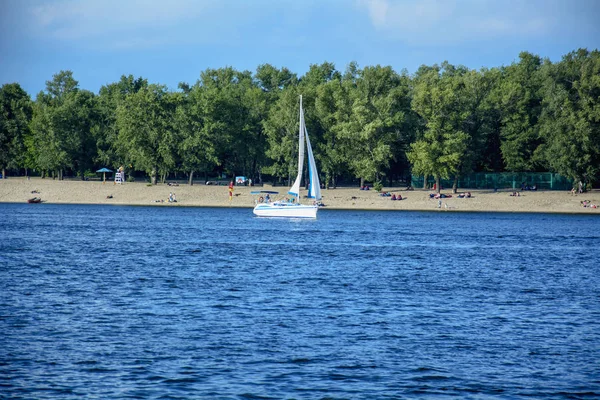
[96,168,112,182]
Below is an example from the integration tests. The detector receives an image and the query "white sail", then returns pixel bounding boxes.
[288,95,305,197]
[305,123,321,200]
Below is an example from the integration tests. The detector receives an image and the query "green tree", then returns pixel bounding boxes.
[314,78,350,188]
[175,84,218,185]
[96,75,148,171]
[263,87,302,183]
[497,52,546,171]
[193,67,259,180]
[0,83,32,178]
[29,70,82,179]
[252,64,297,182]
[29,100,66,177]
[408,63,471,193]
[539,49,600,188]
[116,84,178,184]
[56,90,98,179]
[473,68,504,172]
[255,64,297,92]
[45,70,78,103]
[339,65,409,186]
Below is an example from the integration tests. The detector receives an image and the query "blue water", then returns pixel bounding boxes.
[1,204,599,399]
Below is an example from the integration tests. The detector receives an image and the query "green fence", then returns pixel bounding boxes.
[412,172,573,191]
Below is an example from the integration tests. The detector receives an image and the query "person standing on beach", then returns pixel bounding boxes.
[228,181,234,202]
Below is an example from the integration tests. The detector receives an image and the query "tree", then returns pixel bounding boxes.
[55,90,98,180]
[0,83,32,178]
[175,84,218,185]
[497,52,546,171]
[29,99,66,177]
[116,84,178,185]
[339,65,409,185]
[408,63,471,193]
[45,70,78,103]
[314,78,351,188]
[263,87,302,183]
[29,71,82,179]
[539,49,600,188]
[255,64,297,92]
[96,75,148,170]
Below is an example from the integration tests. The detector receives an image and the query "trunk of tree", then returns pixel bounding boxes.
[251,159,257,185]
[151,167,157,185]
[435,175,441,194]
[422,174,428,190]
[188,170,194,186]
[360,177,364,188]
[41,170,46,179]
[1,168,5,179]
[452,175,458,194]
[80,168,85,181]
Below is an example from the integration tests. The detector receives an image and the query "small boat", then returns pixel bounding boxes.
[27,197,41,203]
[253,95,322,218]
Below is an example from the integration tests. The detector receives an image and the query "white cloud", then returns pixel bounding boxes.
[357,0,553,45]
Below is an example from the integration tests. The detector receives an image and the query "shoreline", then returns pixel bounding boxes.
[1,177,599,215]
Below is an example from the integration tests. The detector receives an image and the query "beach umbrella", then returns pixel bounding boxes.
[96,168,112,183]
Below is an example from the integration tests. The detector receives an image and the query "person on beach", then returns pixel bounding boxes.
[228,181,234,202]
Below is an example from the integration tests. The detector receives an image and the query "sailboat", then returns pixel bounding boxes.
[253,95,321,218]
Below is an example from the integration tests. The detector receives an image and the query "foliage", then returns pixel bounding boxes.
[116,84,178,184]
[1,49,597,189]
[0,83,32,176]
[538,49,600,187]
[495,52,546,171]
[408,63,471,191]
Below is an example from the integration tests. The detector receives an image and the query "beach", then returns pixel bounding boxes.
[1,177,598,214]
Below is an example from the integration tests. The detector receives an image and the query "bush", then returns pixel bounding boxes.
[373,181,383,192]
[127,176,135,183]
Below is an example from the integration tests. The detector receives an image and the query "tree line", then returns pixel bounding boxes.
[1,49,599,191]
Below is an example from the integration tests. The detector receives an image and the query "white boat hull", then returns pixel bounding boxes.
[253,203,318,218]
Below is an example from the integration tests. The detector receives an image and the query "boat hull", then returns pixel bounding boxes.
[253,203,318,218]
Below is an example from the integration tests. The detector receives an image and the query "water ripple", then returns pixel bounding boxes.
[0,204,599,398]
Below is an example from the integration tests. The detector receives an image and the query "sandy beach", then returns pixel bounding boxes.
[1,177,599,214]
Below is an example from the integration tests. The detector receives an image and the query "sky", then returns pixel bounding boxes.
[1,0,599,96]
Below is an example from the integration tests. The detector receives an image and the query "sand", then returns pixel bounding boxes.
[1,177,599,214]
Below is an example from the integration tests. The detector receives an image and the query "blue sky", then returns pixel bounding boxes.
[1,0,599,97]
